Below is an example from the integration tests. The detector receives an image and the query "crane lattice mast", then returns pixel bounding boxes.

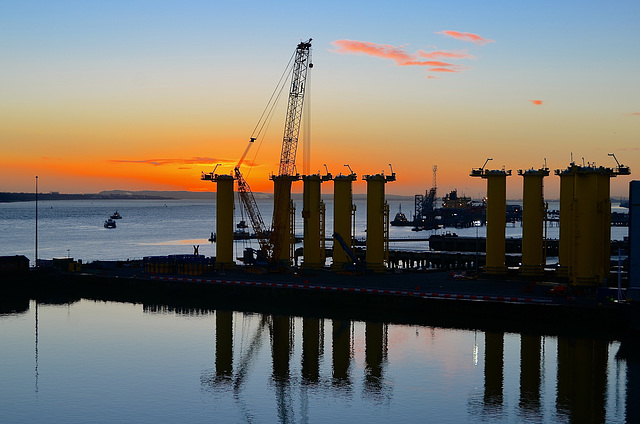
[278,39,312,177]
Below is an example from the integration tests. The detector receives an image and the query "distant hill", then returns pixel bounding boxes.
[0,190,416,203]
[0,191,173,202]
[98,190,212,200]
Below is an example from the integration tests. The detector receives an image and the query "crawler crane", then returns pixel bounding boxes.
[203,39,312,266]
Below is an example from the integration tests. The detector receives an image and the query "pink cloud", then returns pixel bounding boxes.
[330,40,471,75]
[529,100,544,105]
[428,68,459,73]
[331,40,413,65]
[418,50,474,59]
[624,112,640,117]
[108,157,259,167]
[436,30,495,45]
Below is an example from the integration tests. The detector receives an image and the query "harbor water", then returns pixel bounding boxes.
[1,299,636,423]
[1,198,635,423]
[0,198,629,263]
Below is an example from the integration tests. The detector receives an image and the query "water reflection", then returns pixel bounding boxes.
[215,310,233,379]
[519,334,542,421]
[332,320,351,386]
[483,331,504,415]
[201,309,635,422]
[301,317,322,384]
[556,336,608,423]
[3,301,638,422]
[364,322,390,403]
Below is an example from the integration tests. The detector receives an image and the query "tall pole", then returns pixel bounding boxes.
[35,175,38,268]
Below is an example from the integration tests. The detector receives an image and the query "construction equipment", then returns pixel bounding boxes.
[278,39,313,177]
[269,39,313,265]
[203,39,312,266]
[332,232,361,272]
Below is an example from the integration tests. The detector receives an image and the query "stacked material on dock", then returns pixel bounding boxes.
[143,255,215,276]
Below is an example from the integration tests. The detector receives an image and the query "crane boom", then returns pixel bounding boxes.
[234,166,272,258]
[278,39,312,177]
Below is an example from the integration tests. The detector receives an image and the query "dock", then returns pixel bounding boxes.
[3,261,638,340]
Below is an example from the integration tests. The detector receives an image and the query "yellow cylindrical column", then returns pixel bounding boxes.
[215,175,235,269]
[556,162,628,285]
[596,172,612,283]
[519,168,549,276]
[363,172,395,272]
[470,167,511,274]
[556,166,576,279]
[302,175,323,269]
[486,172,508,274]
[365,175,385,272]
[333,174,356,269]
[573,169,599,284]
[271,175,295,266]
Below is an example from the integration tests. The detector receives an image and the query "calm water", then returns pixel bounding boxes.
[0,300,635,423]
[1,199,635,422]
[0,198,629,263]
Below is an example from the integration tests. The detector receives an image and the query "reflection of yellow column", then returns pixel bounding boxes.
[471,168,511,274]
[302,175,323,269]
[271,175,297,266]
[215,310,233,377]
[520,335,541,412]
[365,322,385,378]
[302,317,321,383]
[363,172,396,272]
[557,336,607,423]
[332,320,351,382]
[215,175,235,269]
[484,331,504,407]
[333,174,356,269]
[519,168,549,276]
[271,315,291,380]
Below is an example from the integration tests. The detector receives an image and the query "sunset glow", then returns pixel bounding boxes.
[1,1,638,199]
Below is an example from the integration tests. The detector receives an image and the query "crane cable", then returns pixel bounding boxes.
[243,51,295,180]
[250,51,294,140]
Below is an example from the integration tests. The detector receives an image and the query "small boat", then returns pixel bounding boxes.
[110,211,122,219]
[391,204,413,226]
[104,218,117,228]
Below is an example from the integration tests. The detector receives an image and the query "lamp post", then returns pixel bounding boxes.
[35,175,38,268]
[475,220,480,274]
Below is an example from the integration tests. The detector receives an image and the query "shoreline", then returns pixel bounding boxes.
[3,264,638,340]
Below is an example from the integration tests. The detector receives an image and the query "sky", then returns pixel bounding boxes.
[1,0,638,199]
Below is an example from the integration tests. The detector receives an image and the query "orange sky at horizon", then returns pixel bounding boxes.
[2,2,638,200]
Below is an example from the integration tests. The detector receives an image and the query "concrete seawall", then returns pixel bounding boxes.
[4,267,637,340]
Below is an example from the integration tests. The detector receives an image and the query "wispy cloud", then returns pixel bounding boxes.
[624,112,640,117]
[529,100,544,105]
[330,40,470,75]
[429,68,459,73]
[109,157,259,167]
[436,30,495,45]
[418,50,474,59]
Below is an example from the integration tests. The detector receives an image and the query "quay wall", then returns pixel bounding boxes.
[3,269,636,340]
